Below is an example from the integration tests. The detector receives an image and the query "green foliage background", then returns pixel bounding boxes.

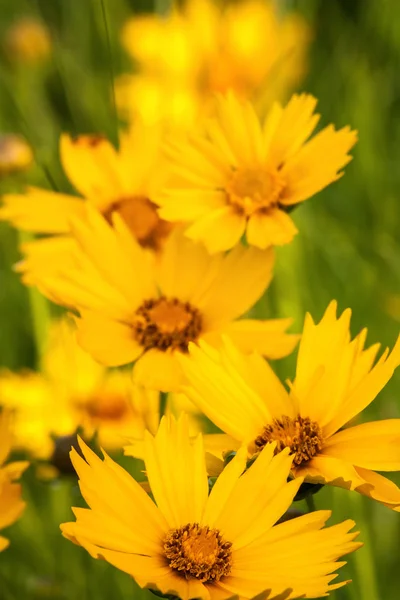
[1,0,400,598]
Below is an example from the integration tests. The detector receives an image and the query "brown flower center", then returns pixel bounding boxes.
[164,523,232,583]
[255,415,323,466]
[132,297,203,352]
[226,167,285,217]
[84,394,128,422]
[104,196,172,250]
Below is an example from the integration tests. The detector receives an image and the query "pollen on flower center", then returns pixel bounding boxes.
[104,196,172,250]
[226,167,285,217]
[164,523,233,582]
[255,415,323,466]
[132,297,203,352]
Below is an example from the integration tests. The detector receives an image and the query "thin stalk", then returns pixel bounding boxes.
[305,493,316,513]
[349,493,380,600]
[99,0,119,145]
[17,231,51,362]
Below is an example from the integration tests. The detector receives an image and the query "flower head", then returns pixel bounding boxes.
[0,410,28,551]
[156,93,357,252]
[61,414,360,599]
[0,121,170,283]
[117,0,310,127]
[3,18,51,64]
[0,318,159,459]
[180,301,400,509]
[35,209,298,391]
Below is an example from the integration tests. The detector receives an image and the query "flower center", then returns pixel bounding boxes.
[255,415,323,466]
[104,196,172,250]
[226,167,285,217]
[164,523,232,583]
[132,297,203,352]
[84,394,128,422]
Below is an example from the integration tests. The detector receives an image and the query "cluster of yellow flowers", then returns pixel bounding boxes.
[1,1,400,599]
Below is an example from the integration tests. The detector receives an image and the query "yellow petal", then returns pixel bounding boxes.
[60,134,125,209]
[185,206,246,254]
[280,124,358,205]
[246,209,298,249]
[323,419,400,470]
[266,93,320,166]
[300,455,400,507]
[143,415,209,528]
[76,312,143,367]
[220,319,299,358]
[196,245,274,327]
[0,187,84,233]
[180,342,271,444]
[133,349,183,392]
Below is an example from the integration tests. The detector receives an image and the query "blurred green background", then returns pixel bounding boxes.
[1,0,400,598]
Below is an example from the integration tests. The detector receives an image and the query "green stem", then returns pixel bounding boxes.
[349,493,380,600]
[305,494,316,512]
[17,231,51,363]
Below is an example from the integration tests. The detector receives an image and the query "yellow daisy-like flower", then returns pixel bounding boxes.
[156,93,358,253]
[0,318,159,459]
[0,410,29,551]
[0,121,171,283]
[62,415,361,599]
[117,0,310,127]
[36,209,298,391]
[180,301,400,509]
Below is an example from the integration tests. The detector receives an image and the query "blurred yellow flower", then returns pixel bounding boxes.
[61,415,361,599]
[0,121,171,283]
[0,410,28,552]
[0,318,159,460]
[0,134,33,177]
[156,92,358,253]
[181,301,400,509]
[117,0,311,127]
[36,212,298,391]
[3,18,51,64]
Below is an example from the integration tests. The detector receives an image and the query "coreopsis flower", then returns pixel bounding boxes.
[36,210,298,391]
[0,121,170,283]
[0,411,28,551]
[180,301,400,509]
[117,0,310,127]
[155,93,358,253]
[0,318,159,459]
[3,18,51,64]
[0,134,33,177]
[61,415,361,599]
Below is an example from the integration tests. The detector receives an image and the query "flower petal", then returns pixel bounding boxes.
[220,319,299,358]
[185,206,246,254]
[133,349,183,392]
[246,210,298,249]
[324,419,400,470]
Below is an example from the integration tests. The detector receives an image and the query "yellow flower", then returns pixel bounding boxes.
[61,415,361,599]
[117,0,310,127]
[3,18,51,64]
[37,210,298,391]
[0,318,159,459]
[156,93,358,253]
[0,134,33,177]
[0,410,28,551]
[0,121,171,284]
[180,301,400,509]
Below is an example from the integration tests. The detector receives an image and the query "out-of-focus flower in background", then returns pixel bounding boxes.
[0,120,171,284]
[0,134,33,177]
[0,410,28,552]
[3,18,51,65]
[0,318,160,464]
[116,0,311,128]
